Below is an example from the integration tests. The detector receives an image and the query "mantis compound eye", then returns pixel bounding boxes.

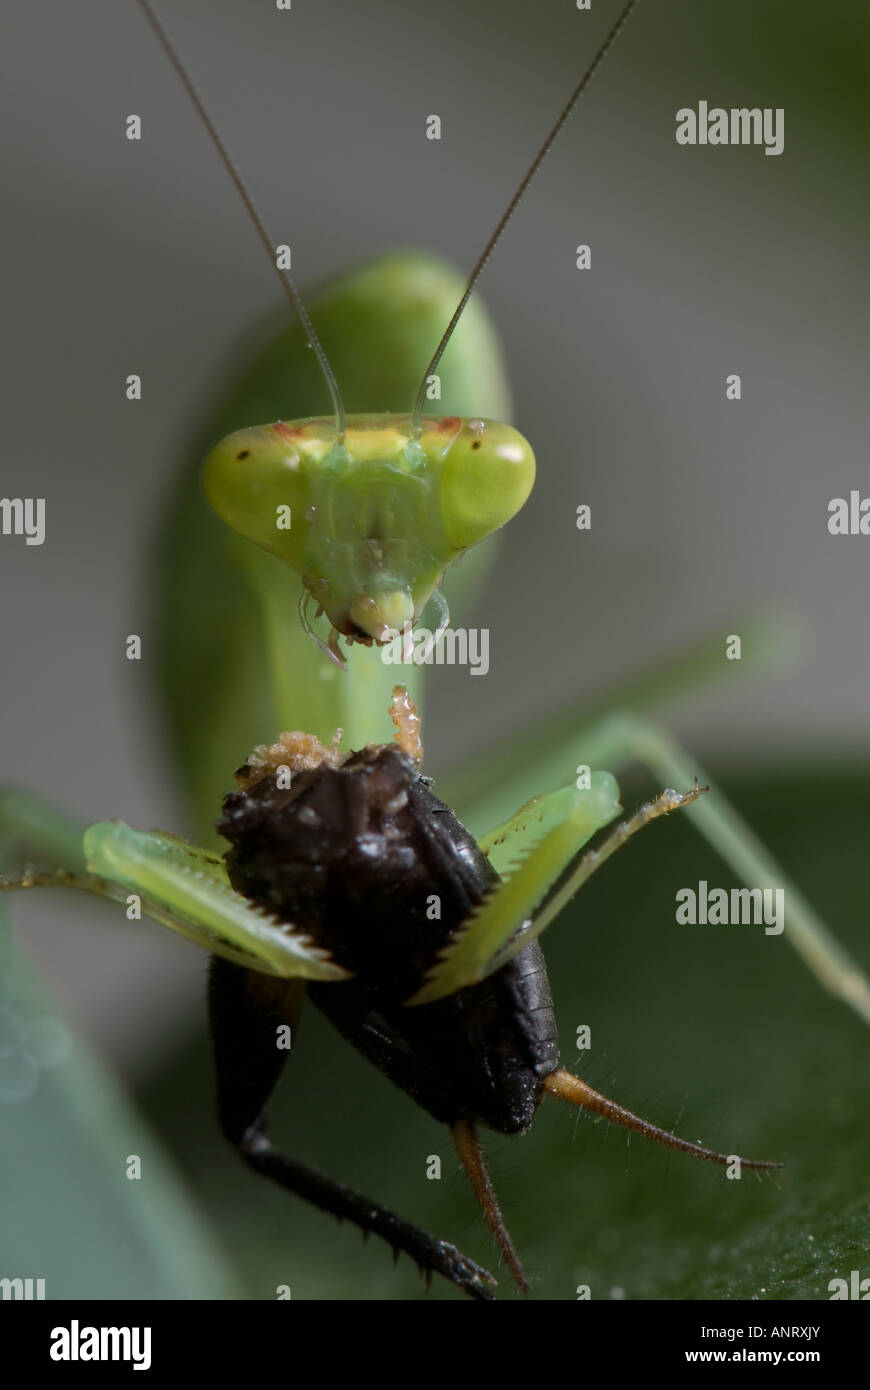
[437,417,536,552]
[202,414,535,646]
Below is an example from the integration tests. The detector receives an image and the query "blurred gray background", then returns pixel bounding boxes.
[1,0,867,1068]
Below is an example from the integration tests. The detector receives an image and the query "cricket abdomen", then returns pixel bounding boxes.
[218,742,559,1135]
[310,939,558,1135]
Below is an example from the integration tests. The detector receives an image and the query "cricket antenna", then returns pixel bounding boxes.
[135,0,347,442]
[410,0,641,435]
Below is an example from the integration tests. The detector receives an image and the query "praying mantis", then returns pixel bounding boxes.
[2,0,868,1299]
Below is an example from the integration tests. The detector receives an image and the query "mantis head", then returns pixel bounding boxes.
[146,0,634,668]
[203,413,535,648]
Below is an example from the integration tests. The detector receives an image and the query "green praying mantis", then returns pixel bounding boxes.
[2,0,870,1298]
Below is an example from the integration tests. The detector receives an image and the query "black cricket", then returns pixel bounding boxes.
[207,727,777,1300]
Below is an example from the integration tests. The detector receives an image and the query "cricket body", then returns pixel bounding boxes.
[213,716,554,1296]
[209,689,776,1298]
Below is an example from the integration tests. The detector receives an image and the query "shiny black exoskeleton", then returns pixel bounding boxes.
[207,742,560,1299]
[219,744,559,1134]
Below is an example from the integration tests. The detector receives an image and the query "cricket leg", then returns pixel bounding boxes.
[208,957,497,1301]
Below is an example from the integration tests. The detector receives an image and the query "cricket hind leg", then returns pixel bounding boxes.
[208,957,497,1301]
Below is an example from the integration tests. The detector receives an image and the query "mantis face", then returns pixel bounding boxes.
[203,413,535,643]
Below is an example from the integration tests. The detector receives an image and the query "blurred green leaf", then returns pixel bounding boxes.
[0,903,238,1299]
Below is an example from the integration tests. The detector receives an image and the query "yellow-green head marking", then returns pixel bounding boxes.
[203,413,535,648]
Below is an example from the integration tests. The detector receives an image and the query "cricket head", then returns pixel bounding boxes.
[203,413,535,645]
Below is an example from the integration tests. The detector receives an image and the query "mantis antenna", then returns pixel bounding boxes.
[410,0,641,435]
[135,0,347,443]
